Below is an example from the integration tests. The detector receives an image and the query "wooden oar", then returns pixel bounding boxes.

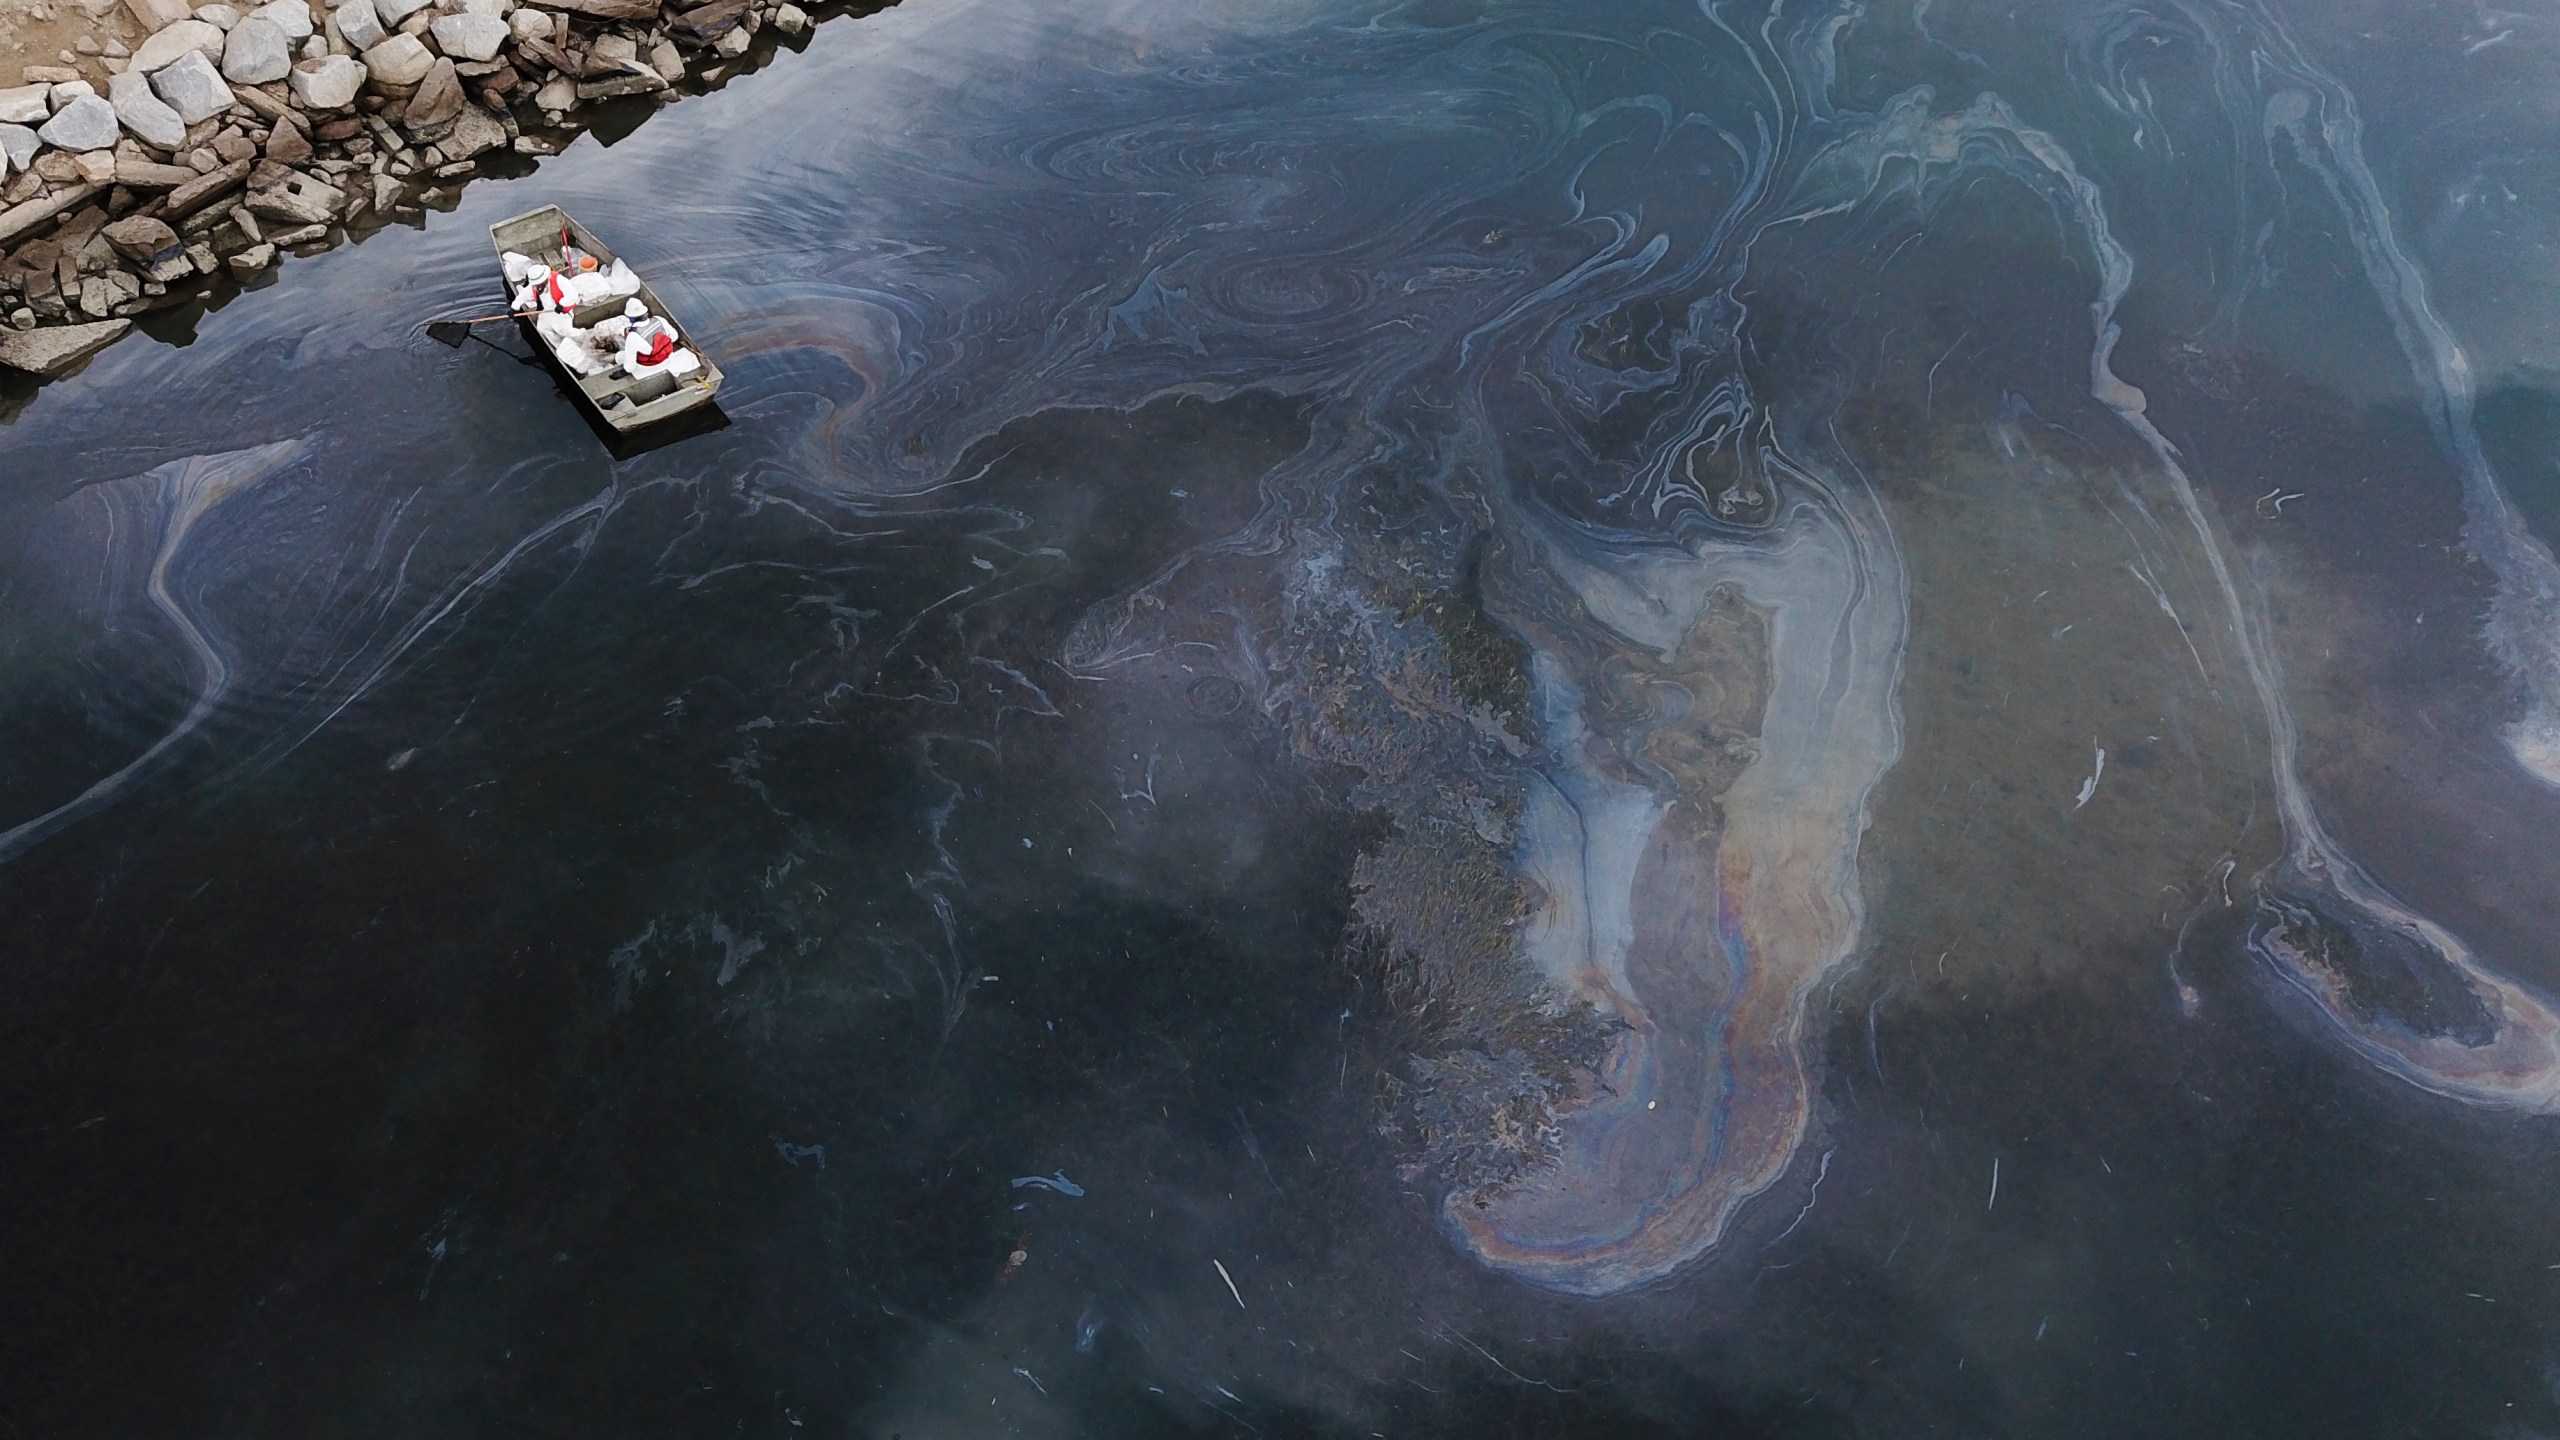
[427,311,521,346]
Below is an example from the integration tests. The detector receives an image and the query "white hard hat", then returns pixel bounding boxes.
[624,298,647,320]
[529,263,553,280]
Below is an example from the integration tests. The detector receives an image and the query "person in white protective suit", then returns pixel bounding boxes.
[506,252,645,316]
[617,297,702,380]
[531,307,631,378]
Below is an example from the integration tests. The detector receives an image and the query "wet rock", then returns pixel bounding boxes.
[265,220,324,244]
[428,11,506,60]
[369,171,398,212]
[222,17,293,83]
[288,53,366,107]
[329,0,385,49]
[646,38,681,81]
[37,95,121,152]
[126,0,192,30]
[401,55,460,125]
[76,268,141,316]
[226,239,273,271]
[668,0,745,42]
[249,0,314,41]
[573,64,661,100]
[532,74,573,110]
[362,33,433,85]
[770,2,804,33]
[107,70,187,148]
[151,52,237,124]
[711,25,748,57]
[184,240,216,273]
[0,314,128,372]
[130,18,226,72]
[0,86,49,125]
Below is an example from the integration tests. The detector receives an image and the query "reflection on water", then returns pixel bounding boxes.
[10,0,2560,1433]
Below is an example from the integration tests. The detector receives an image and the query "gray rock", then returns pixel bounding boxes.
[0,85,48,125]
[532,74,573,111]
[427,11,505,60]
[35,95,120,152]
[103,213,180,260]
[362,33,433,85]
[76,270,142,318]
[446,102,502,158]
[286,53,365,107]
[771,2,806,32]
[227,241,275,273]
[49,80,97,109]
[300,33,327,59]
[506,6,546,38]
[150,50,237,124]
[125,0,191,31]
[245,168,342,224]
[0,125,37,172]
[221,16,292,82]
[107,68,187,149]
[249,0,314,40]
[329,0,384,48]
[194,3,241,27]
[401,56,460,125]
[0,316,131,374]
[372,0,431,27]
[130,17,225,72]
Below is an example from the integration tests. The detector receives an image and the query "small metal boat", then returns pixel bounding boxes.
[488,204,723,433]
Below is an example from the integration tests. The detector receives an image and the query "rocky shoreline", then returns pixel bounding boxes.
[0,0,856,377]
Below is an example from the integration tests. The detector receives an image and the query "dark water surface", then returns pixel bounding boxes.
[12,0,2560,1433]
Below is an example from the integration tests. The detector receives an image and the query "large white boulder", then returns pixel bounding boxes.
[373,0,432,27]
[329,0,384,48]
[130,17,226,72]
[361,31,433,85]
[125,0,191,31]
[35,94,120,152]
[0,84,49,124]
[506,7,546,39]
[107,68,187,149]
[249,0,314,38]
[192,3,241,28]
[428,11,504,60]
[149,49,237,124]
[221,16,293,83]
[286,52,365,107]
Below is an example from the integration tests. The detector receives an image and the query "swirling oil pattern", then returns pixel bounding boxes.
[17,0,2560,1433]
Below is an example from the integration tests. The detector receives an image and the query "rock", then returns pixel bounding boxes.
[184,240,216,273]
[126,0,193,30]
[361,33,433,85]
[107,68,187,149]
[6,308,33,329]
[230,81,294,120]
[163,155,248,213]
[249,0,314,40]
[287,52,365,106]
[184,145,218,169]
[547,0,650,18]
[711,24,746,57]
[428,11,505,60]
[114,154,200,185]
[49,80,96,108]
[770,2,804,33]
[21,65,84,83]
[0,86,49,125]
[532,74,573,111]
[74,149,117,181]
[313,115,362,138]
[445,101,501,157]
[37,95,120,151]
[668,0,745,42]
[373,0,431,26]
[221,17,292,83]
[265,220,324,245]
[329,0,384,47]
[33,151,82,182]
[212,127,256,160]
[194,2,241,27]
[370,170,398,212]
[0,127,35,179]
[103,213,179,259]
[0,315,129,373]
[646,38,681,80]
[506,6,546,38]
[150,51,236,124]
[244,167,341,223]
[226,240,273,271]
[130,17,226,72]
[76,269,141,317]
[300,34,327,59]
[589,31,635,63]
[573,67,660,100]
[400,55,459,125]
[264,115,310,162]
